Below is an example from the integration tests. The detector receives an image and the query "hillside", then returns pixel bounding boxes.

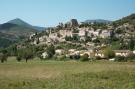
[0,22,38,48]
[114,13,135,25]
[0,32,17,48]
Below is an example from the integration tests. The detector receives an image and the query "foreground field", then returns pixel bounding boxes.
[0,58,135,89]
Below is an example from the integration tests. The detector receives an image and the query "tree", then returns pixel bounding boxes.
[73,35,79,41]
[7,45,17,56]
[129,37,134,51]
[0,53,8,63]
[23,48,34,62]
[103,47,115,59]
[85,36,92,43]
[16,56,22,62]
[92,38,100,43]
[65,36,72,41]
[17,48,34,62]
[46,44,55,59]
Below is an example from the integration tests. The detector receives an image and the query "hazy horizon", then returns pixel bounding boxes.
[0,0,135,27]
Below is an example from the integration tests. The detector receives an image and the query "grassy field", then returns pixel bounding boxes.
[0,57,135,89]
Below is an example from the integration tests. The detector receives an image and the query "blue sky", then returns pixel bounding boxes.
[0,0,135,27]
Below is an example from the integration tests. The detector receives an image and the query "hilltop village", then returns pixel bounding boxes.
[27,17,135,61]
[1,14,135,62]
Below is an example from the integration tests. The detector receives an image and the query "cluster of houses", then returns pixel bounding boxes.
[30,27,112,45]
[29,19,115,46]
[29,19,135,61]
[41,48,135,61]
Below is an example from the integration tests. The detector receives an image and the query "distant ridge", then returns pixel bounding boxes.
[8,18,45,31]
[84,19,112,24]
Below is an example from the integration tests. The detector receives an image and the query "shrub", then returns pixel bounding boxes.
[103,47,115,59]
[46,44,55,58]
[74,55,80,60]
[52,56,57,60]
[16,56,22,62]
[115,56,127,62]
[95,56,101,60]
[56,55,66,61]
[126,53,135,61]
[0,53,8,63]
[80,54,89,62]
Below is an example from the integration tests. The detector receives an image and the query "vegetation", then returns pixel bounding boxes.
[126,53,135,61]
[0,59,135,89]
[0,37,15,48]
[115,13,135,25]
[129,37,134,51]
[80,54,89,61]
[115,56,127,62]
[0,53,8,63]
[1,13,135,89]
[46,44,55,59]
[103,47,115,59]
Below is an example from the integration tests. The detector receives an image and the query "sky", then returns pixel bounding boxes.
[0,0,135,27]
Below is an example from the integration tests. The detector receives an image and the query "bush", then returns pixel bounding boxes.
[115,56,127,62]
[126,53,135,61]
[56,55,66,61]
[16,56,22,62]
[46,44,55,58]
[103,47,115,59]
[80,54,89,62]
[0,53,8,63]
[95,56,101,60]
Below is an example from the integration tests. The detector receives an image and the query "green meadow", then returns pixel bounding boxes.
[0,57,135,89]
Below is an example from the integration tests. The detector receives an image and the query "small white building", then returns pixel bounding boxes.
[29,33,36,39]
[86,42,95,47]
[59,30,73,38]
[133,50,135,54]
[88,29,101,37]
[55,49,64,55]
[114,50,131,57]
[68,49,76,54]
[100,30,111,38]
[41,52,48,59]
[95,51,105,58]
[79,29,86,37]
[80,50,94,58]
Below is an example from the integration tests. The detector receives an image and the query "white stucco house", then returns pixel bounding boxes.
[29,33,36,39]
[100,30,111,38]
[41,52,48,59]
[79,29,86,37]
[55,49,64,55]
[114,50,131,57]
[95,50,105,58]
[59,30,73,38]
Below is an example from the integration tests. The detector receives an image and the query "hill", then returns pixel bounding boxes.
[0,23,37,37]
[114,13,135,25]
[0,22,38,48]
[84,19,112,24]
[8,18,45,31]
